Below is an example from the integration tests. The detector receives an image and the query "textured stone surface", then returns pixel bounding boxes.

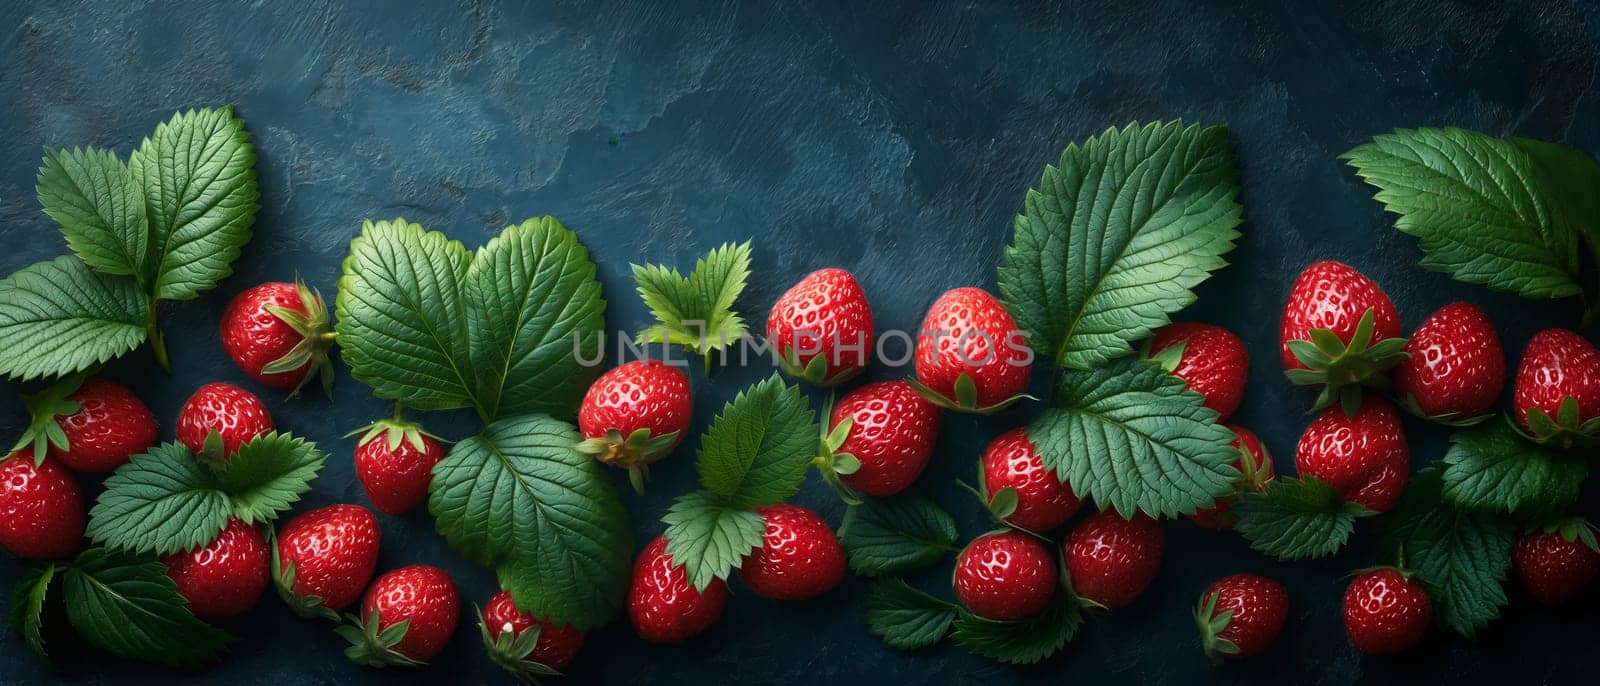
[1,0,1597,683]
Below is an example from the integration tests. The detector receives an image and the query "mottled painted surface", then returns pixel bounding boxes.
[1,0,1597,683]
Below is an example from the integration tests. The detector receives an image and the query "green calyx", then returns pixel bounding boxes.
[478,605,562,682]
[270,534,339,622]
[905,373,1035,415]
[346,415,446,454]
[1534,515,1600,553]
[335,608,423,668]
[9,372,88,464]
[261,276,337,398]
[957,477,1047,541]
[1283,308,1409,416]
[778,348,861,388]
[1193,591,1239,663]
[574,427,680,495]
[813,393,864,505]
[1520,396,1600,449]
[1396,393,1494,427]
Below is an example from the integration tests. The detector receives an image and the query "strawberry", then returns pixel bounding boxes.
[273,504,381,617]
[162,517,270,619]
[1147,322,1249,423]
[342,565,461,666]
[1295,395,1408,513]
[912,287,1032,413]
[767,267,875,386]
[1512,517,1600,607]
[1191,425,1275,530]
[480,589,586,676]
[175,382,274,458]
[827,381,941,498]
[576,360,692,492]
[0,450,85,560]
[952,531,1056,620]
[350,418,446,515]
[12,377,157,473]
[1063,510,1164,609]
[738,504,846,600]
[1279,261,1407,414]
[980,427,1081,532]
[1513,328,1600,445]
[1342,567,1432,655]
[1392,302,1504,422]
[628,536,726,643]
[1194,573,1289,661]
[220,279,335,395]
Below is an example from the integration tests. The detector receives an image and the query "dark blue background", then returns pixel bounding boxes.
[2,1,1596,683]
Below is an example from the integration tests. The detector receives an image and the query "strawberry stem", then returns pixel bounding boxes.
[145,296,171,373]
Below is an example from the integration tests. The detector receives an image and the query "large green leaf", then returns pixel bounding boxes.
[1378,466,1514,638]
[1233,476,1364,561]
[864,579,958,651]
[998,121,1241,370]
[429,414,632,630]
[36,147,148,280]
[62,548,234,666]
[0,256,147,381]
[1440,420,1587,516]
[86,443,232,556]
[838,495,959,576]
[661,491,765,591]
[951,592,1083,665]
[694,374,817,508]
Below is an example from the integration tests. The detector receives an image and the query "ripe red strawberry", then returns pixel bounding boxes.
[343,565,461,666]
[1295,396,1408,513]
[220,279,334,395]
[351,419,445,515]
[913,287,1032,412]
[576,360,692,492]
[1147,322,1249,422]
[1512,518,1600,607]
[481,589,586,676]
[828,381,941,497]
[980,427,1081,532]
[1195,573,1289,661]
[1191,425,1275,530]
[738,504,846,600]
[1513,328,1600,442]
[1063,510,1164,609]
[1392,302,1504,421]
[628,536,727,643]
[162,517,270,619]
[767,268,875,386]
[175,382,274,458]
[12,377,157,473]
[1279,261,1406,413]
[1342,568,1432,655]
[273,504,381,617]
[0,450,85,560]
[952,531,1056,620]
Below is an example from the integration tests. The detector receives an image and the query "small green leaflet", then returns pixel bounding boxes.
[633,241,752,356]
[838,495,959,576]
[36,147,149,280]
[1233,476,1365,561]
[661,492,766,591]
[863,579,958,651]
[216,432,327,523]
[951,591,1083,665]
[1441,420,1587,516]
[7,564,55,661]
[1378,466,1514,638]
[1029,355,1237,519]
[62,548,234,666]
[998,120,1241,370]
[0,255,147,381]
[694,374,817,508]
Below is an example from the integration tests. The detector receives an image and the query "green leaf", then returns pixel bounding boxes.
[864,579,958,651]
[128,106,259,301]
[0,256,148,381]
[661,491,766,591]
[1441,421,1588,516]
[1233,477,1362,561]
[463,216,605,421]
[838,495,959,576]
[695,374,817,508]
[7,563,55,661]
[1378,466,1515,638]
[87,443,231,556]
[218,432,327,524]
[633,241,752,355]
[1509,137,1600,246]
[36,147,148,279]
[429,414,632,630]
[62,548,234,665]
[998,121,1241,370]
[951,591,1083,665]
[1343,128,1580,299]
[1029,355,1237,519]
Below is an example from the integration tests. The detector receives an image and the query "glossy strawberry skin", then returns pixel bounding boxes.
[767,268,875,384]
[1063,510,1165,609]
[578,360,692,467]
[175,382,274,457]
[221,282,317,389]
[981,428,1081,532]
[1295,396,1408,513]
[1513,528,1600,606]
[831,381,941,497]
[484,590,586,671]
[1198,573,1289,659]
[1513,328,1600,430]
[163,518,270,619]
[738,504,846,600]
[1342,568,1432,655]
[362,565,460,662]
[915,287,1032,407]
[48,378,158,473]
[629,536,727,643]
[1393,302,1504,418]
[1191,426,1275,530]
[275,504,381,612]
[355,432,445,515]
[0,451,85,560]
[952,531,1056,620]
[1148,323,1248,422]
[1279,261,1400,371]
